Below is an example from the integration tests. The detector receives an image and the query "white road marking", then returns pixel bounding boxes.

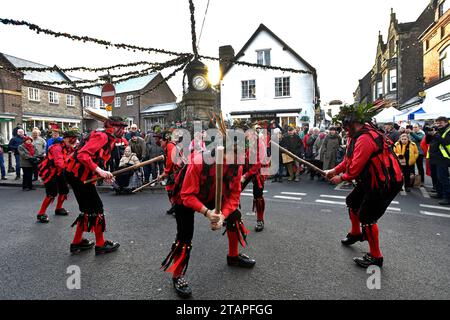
[281,192,307,196]
[244,190,268,193]
[241,193,254,197]
[400,190,407,196]
[391,201,399,205]
[387,207,401,212]
[315,199,346,206]
[419,187,430,198]
[419,204,450,211]
[273,195,302,201]
[320,195,346,199]
[420,211,450,218]
[245,212,255,216]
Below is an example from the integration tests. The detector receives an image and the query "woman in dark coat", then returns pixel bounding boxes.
[18,136,37,191]
[322,127,341,170]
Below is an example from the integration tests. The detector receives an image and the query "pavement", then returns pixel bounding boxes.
[0,174,449,300]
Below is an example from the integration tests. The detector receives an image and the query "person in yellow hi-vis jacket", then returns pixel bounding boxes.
[426,116,450,206]
[394,133,419,192]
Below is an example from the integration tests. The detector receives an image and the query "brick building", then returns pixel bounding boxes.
[111,73,176,131]
[415,0,450,117]
[0,53,177,137]
[354,2,438,110]
[0,54,22,143]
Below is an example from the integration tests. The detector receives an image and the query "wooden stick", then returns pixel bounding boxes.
[270,141,326,176]
[215,146,224,216]
[84,155,165,184]
[132,178,159,193]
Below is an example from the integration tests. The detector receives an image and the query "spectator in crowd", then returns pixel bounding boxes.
[125,124,141,141]
[12,123,22,137]
[128,131,146,160]
[282,126,304,181]
[31,128,46,181]
[421,126,435,191]
[322,127,341,171]
[18,136,37,191]
[384,122,400,143]
[144,133,165,184]
[46,124,62,153]
[394,133,419,192]
[8,128,25,180]
[312,129,326,181]
[273,130,285,182]
[426,117,450,205]
[408,124,425,186]
[189,131,206,153]
[119,146,140,168]
[110,135,128,171]
[0,145,6,180]
[305,127,320,180]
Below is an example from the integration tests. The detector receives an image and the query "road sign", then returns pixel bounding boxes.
[105,105,112,112]
[101,83,116,105]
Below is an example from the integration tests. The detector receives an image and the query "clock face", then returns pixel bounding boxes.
[192,74,208,91]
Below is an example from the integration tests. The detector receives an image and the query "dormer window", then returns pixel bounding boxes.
[256,49,271,66]
[439,0,449,17]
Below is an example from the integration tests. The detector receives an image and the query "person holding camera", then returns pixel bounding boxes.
[18,136,38,191]
[394,133,419,192]
[407,124,425,186]
[426,117,450,205]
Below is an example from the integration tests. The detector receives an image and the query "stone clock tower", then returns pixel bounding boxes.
[179,59,219,128]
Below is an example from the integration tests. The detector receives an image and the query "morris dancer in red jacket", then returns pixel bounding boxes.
[158,130,185,215]
[325,104,403,268]
[36,128,79,223]
[161,139,255,298]
[65,117,127,255]
[241,125,267,232]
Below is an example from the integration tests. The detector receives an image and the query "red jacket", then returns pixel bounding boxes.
[334,125,403,189]
[39,141,73,184]
[66,130,115,183]
[181,153,242,218]
[334,133,379,181]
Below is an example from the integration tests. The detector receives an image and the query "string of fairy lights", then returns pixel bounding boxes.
[0,0,314,105]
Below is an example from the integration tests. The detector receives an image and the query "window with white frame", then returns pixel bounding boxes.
[384,73,388,94]
[241,80,256,99]
[28,88,40,102]
[275,77,290,97]
[440,46,449,78]
[83,95,95,108]
[256,50,271,66]
[439,0,449,17]
[377,81,383,99]
[115,97,121,108]
[372,84,376,101]
[389,69,397,91]
[126,95,134,106]
[99,99,105,109]
[49,91,59,104]
[66,94,75,107]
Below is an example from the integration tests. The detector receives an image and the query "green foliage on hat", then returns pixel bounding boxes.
[332,103,377,125]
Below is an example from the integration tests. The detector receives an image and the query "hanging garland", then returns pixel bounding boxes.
[24,55,192,87]
[15,60,161,73]
[0,17,313,75]
[0,18,187,57]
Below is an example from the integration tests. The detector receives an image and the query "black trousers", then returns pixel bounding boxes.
[415,155,425,183]
[44,173,69,197]
[401,165,414,188]
[346,182,402,225]
[175,204,196,244]
[65,171,103,215]
[241,175,264,198]
[22,167,33,190]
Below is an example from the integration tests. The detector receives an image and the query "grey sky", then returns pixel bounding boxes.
[0,0,431,104]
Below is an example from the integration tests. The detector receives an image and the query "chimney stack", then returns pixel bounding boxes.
[219,45,235,80]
